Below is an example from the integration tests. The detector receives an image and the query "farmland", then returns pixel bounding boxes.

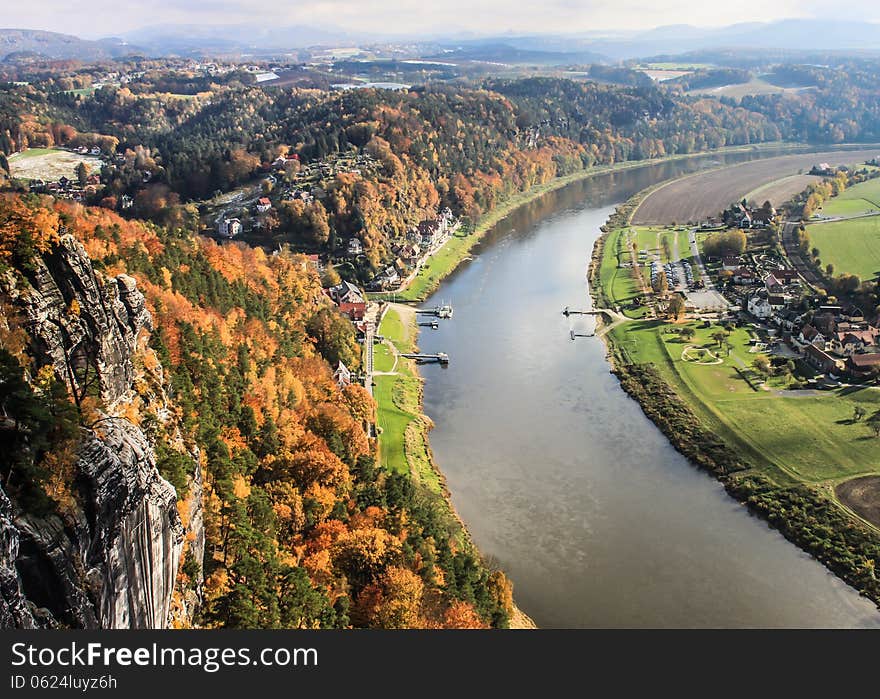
[690,77,815,99]
[819,176,880,217]
[744,174,821,207]
[808,216,880,281]
[632,149,880,225]
[8,148,103,181]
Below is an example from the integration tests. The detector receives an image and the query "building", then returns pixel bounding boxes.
[732,267,757,285]
[327,281,365,306]
[339,301,366,321]
[333,361,351,387]
[722,257,743,271]
[218,218,242,238]
[847,352,880,378]
[256,197,272,213]
[830,329,879,357]
[747,291,773,319]
[798,324,827,348]
[804,343,841,374]
[347,238,363,257]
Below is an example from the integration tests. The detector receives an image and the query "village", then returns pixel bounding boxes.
[634,183,880,387]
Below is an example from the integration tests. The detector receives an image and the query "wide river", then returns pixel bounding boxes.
[416,149,880,628]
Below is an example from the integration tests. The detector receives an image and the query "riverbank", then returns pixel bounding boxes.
[373,302,536,628]
[588,186,880,609]
[374,141,818,303]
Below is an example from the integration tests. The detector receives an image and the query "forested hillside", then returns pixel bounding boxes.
[0,194,511,628]
[0,75,798,280]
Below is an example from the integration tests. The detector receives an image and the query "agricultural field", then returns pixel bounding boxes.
[632,149,880,225]
[8,147,103,181]
[819,176,880,217]
[808,216,880,281]
[744,174,821,207]
[690,77,815,99]
[638,68,693,82]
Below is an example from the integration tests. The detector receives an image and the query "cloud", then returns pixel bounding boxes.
[13,0,880,40]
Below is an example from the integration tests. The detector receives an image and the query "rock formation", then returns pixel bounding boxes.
[0,234,201,628]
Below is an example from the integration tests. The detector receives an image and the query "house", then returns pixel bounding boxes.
[256,197,272,213]
[747,291,773,319]
[812,311,839,336]
[90,146,101,156]
[798,324,827,348]
[327,281,364,306]
[769,268,799,285]
[333,361,352,388]
[732,267,757,285]
[804,343,841,374]
[722,257,743,271]
[218,218,242,238]
[830,329,879,357]
[347,238,363,257]
[846,352,880,378]
[841,304,865,323]
[764,274,786,295]
[739,211,753,229]
[775,308,803,332]
[751,209,774,227]
[339,301,366,321]
[367,267,400,291]
[418,219,440,248]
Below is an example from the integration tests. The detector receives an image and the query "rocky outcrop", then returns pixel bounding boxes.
[0,234,201,628]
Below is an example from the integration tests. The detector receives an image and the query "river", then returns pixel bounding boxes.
[415,149,880,628]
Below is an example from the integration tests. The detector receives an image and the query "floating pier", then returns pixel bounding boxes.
[417,304,454,318]
[562,305,601,316]
[418,320,439,329]
[401,352,449,364]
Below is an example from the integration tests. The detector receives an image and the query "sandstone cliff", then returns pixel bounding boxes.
[0,233,201,628]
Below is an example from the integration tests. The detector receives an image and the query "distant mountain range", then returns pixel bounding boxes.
[2,18,880,64]
[0,28,140,62]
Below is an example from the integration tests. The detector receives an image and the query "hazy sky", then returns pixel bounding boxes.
[15,0,880,39]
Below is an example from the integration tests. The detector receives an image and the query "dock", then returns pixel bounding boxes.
[417,304,453,318]
[401,352,449,364]
[418,320,439,329]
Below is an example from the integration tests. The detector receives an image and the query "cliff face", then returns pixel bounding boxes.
[0,233,201,628]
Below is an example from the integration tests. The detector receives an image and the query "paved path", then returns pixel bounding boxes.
[685,228,729,310]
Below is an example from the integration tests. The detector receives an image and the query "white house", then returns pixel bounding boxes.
[218,218,242,238]
[347,238,363,257]
[747,291,773,319]
[333,361,351,388]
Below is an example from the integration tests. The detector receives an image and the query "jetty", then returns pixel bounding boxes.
[417,304,454,318]
[401,352,449,364]
[418,320,440,329]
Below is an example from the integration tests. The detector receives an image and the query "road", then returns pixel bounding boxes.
[781,221,823,286]
[686,228,729,311]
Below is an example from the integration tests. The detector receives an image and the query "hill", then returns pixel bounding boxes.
[0,28,138,61]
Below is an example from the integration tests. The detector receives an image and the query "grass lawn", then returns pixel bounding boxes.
[599,228,880,487]
[820,177,880,217]
[598,228,648,319]
[8,147,57,160]
[808,216,880,281]
[610,316,880,485]
[373,343,395,373]
[373,308,441,492]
